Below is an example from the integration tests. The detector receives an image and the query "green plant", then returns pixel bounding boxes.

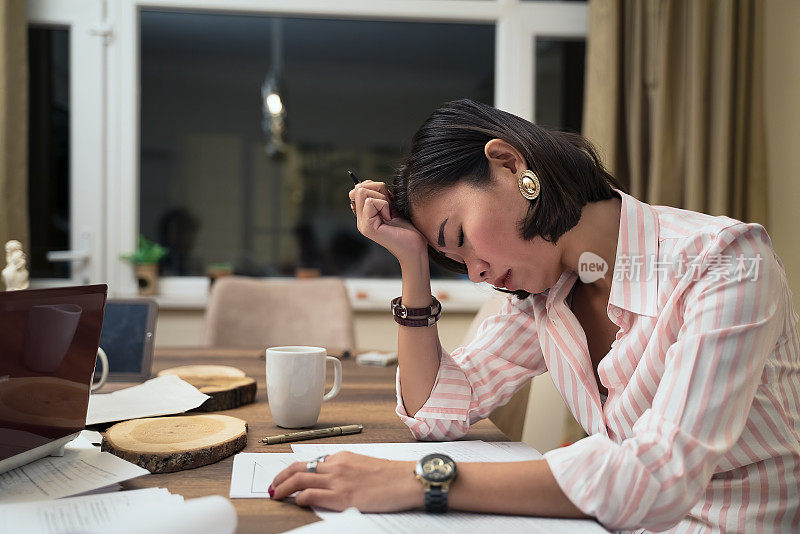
[120,235,168,265]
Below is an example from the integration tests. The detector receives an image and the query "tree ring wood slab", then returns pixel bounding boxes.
[157,365,257,412]
[101,414,247,473]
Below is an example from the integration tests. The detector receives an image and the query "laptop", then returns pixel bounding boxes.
[0,284,107,474]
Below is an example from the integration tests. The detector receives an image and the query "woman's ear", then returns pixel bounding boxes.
[484,139,527,176]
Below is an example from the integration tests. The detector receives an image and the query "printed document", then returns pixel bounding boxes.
[0,488,237,534]
[0,447,148,503]
[0,488,178,533]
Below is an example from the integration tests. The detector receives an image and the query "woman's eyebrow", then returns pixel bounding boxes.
[437,218,448,247]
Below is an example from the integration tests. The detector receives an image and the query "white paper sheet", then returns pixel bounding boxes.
[81,430,103,445]
[0,489,237,534]
[0,488,180,534]
[86,375,210,425]
[352,510,609,533]
[229,452,298,498]
[291,440,542,463]
[64,432,98,451]
[104,495,238,534]
[284,509,385,533]
[0,448,148,503]
[483,441,544,460]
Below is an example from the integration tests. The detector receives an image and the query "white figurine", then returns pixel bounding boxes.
[3,240,30,291]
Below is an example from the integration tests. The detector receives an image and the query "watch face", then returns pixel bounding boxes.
[416,453,457,483]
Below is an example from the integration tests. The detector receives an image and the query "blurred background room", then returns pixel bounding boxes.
[3,0,799,452]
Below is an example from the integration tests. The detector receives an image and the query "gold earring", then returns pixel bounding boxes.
[518,170,540,200]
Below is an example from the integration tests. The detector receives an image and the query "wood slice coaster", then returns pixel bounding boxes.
[157,365,257,412]
[101,414,247,473]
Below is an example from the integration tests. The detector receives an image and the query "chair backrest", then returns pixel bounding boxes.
[462,293,531,441]
[203,276,356,353]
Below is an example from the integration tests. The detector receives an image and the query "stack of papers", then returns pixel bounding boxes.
[230,441,609,533]
[283,508,607,534]
[86,375,210,425]
[0,489,237,534]
[0,434,237,534]
[0,446,148,503]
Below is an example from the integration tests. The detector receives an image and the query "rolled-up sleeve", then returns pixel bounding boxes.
[396,296,548,440]
[544,224,786,531]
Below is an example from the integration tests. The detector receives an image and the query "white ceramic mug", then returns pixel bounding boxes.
[266,346,342,428]
[92,347,109,391]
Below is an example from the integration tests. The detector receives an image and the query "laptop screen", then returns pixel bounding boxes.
[0,285,107,463]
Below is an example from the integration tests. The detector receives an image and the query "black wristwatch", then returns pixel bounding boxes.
[415,453,457,513]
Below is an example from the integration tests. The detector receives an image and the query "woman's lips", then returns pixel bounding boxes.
[494,269,512,289]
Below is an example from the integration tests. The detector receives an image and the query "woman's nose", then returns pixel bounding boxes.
[466,258,489,284]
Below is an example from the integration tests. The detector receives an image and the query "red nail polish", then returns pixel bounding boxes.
[268,485,275,498]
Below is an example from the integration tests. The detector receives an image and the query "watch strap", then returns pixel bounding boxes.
[424,485,448,513]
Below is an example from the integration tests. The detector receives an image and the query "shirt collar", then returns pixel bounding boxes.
[544,188,660,318]
[608,188,660,318]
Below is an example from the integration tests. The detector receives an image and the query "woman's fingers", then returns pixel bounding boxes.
[271,471,332,500]
[270,461,307,489]
[352,185,389,207]
[348,181,386,201]
[360,198,392,230]
[357,180,390,197]
[349,182,391,211]
[294,488,346,511]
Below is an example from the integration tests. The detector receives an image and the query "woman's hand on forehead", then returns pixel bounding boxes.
[348,180,428,263]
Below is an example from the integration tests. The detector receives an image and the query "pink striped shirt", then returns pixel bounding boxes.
[396,189,800,532]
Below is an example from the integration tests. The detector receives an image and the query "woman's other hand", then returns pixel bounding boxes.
[269,452,422,512]
[349,180,427,263]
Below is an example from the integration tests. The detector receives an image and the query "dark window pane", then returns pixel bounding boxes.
[140,11,494,279]
[28,27,70,279]
[535,39,586,132]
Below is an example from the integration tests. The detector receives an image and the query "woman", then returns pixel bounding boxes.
[270,99,800,532]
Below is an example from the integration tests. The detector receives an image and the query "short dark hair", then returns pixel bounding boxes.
[391,98,625,299]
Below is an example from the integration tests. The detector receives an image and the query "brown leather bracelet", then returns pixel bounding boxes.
[393,307,442,327]
[391,296,441,318]
[391,296,442,327]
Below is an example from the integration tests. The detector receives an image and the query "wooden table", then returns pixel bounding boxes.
[102,348,508,533]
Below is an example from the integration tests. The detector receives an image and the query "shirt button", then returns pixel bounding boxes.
[612,309,623,318]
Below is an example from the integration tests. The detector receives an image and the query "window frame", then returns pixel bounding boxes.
[27,0,106,287]
[67,0,587,310]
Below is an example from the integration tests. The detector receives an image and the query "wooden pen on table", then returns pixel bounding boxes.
[261,424,364,445]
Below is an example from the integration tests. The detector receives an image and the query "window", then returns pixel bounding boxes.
[139,11,495,280]
[28,27,70,279]
[535,38,586,132]
[27,0,588,307]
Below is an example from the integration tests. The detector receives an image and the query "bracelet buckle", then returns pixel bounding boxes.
[392,301,409,319]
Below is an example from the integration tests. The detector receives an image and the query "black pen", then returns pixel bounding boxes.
[348,170,361,185]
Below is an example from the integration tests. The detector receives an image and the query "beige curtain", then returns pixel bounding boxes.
[583,0,767,225]
[0,0,28,254]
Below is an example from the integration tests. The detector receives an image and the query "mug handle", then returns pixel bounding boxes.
[322,356,342,402]
[92,347,109,391]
